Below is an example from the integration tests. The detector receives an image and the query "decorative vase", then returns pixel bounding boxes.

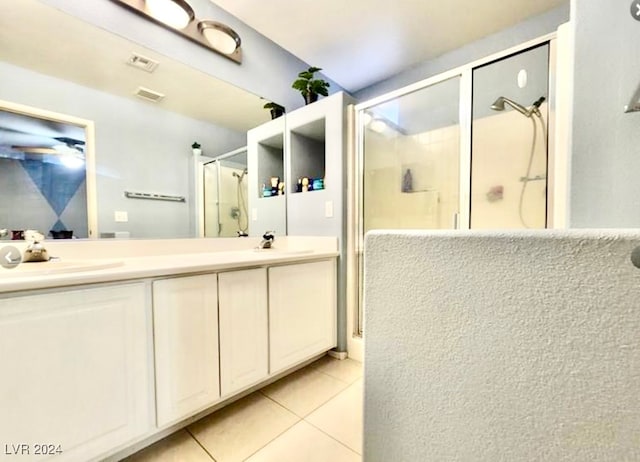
[304,92,319,105]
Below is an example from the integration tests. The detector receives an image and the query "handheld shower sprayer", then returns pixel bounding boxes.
[232,168,248,181]
[490,96,545,118]
[490,96,529,116]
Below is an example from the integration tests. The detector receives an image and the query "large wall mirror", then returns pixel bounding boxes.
[0,0,273,239]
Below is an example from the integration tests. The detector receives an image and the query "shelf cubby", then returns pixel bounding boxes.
[289,118,326,194]
[256,132,284,198]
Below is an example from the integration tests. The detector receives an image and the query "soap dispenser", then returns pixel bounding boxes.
[23,240,49,262]
[22,230,49,262]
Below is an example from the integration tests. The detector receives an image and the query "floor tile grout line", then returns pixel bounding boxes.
[302,417,363,457]
[258,389,308,418]
[309,360,363,385]
[238,406,302,462]
[185,427,219,462]
[261,380,352,420]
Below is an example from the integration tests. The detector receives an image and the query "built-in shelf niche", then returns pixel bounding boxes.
[289,118,326,194]
[257,133,284,198]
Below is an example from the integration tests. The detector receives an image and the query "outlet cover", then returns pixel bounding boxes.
[114,211,128,222]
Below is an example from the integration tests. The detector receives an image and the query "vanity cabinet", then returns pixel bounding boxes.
[0,283,151,462]
[218,268,268,396]
[268,260,337,374]
[152,274,220,427]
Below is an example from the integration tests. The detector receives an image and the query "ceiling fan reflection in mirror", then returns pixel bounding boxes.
[9,137,86,169]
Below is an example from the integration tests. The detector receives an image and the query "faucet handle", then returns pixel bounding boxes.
[262,231,275,241]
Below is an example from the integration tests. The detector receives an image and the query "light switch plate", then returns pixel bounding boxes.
[114,211,128,222]
[252,208,257,221]
[325,201,333,218]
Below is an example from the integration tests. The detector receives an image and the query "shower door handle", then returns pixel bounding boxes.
[452,212,460,230]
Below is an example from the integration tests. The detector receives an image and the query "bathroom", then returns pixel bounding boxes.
[0,1,639,461]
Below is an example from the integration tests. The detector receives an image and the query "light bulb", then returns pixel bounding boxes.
[60,154,85,169]
[198,21,240,55]
[146,0,193,30]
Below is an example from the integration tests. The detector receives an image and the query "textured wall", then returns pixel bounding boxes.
[364,230,640,461]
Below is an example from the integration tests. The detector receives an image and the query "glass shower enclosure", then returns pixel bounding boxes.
[355,42,552,335]
[203,147,249,238]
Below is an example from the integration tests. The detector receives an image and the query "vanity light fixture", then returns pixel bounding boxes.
[110,0,243,64]
[146,0,194,29]
[198,20,241,55]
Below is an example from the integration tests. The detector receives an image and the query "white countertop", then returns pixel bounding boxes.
[0,237,338,294]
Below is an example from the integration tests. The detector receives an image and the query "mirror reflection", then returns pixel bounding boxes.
[203,148,249,238]
[0,0,272,239]
[0,110,88,238]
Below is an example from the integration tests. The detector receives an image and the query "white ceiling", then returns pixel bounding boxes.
[211,0,567,92]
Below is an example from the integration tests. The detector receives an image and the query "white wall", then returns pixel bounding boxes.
[569,0,640,227]
[364,229,640,461]
[0,62,245,238]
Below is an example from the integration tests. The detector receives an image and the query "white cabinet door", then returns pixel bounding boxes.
[0,283,151,462]
[218,268,268,396]
[153,274,219,427]
[268,260,337,374]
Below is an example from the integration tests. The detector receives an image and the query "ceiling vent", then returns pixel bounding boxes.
[134,86,165,103]
[126,53,159,73]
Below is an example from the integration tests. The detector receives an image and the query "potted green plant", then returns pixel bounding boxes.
[292,66,330,105]
[191,141,202,156]
[263,102,285,120]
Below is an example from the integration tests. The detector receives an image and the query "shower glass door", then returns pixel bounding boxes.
[471,44,549,228]
[357,75,462,334]
[203,148,249,237]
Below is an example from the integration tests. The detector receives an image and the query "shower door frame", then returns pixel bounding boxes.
[349,32,562,349]
[199,146,247,238]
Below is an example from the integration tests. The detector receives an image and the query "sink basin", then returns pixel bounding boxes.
[1,259,124,277]
[251,248,313,255]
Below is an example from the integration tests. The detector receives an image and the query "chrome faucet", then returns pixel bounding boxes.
[258,231,275,249]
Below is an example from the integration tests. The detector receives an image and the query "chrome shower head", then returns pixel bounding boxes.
[232,168,248,180]
[490,96,531,117]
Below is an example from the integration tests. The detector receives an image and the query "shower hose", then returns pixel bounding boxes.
[519,112,547,228]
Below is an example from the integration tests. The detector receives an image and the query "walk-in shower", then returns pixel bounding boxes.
[354,41,552,336]
[203,147,249,237]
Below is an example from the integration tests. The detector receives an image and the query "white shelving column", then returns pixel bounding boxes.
[285,92,354,352]
[247,117,286,237]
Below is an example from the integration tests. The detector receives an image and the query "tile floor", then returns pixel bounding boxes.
[125,355,363,462]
